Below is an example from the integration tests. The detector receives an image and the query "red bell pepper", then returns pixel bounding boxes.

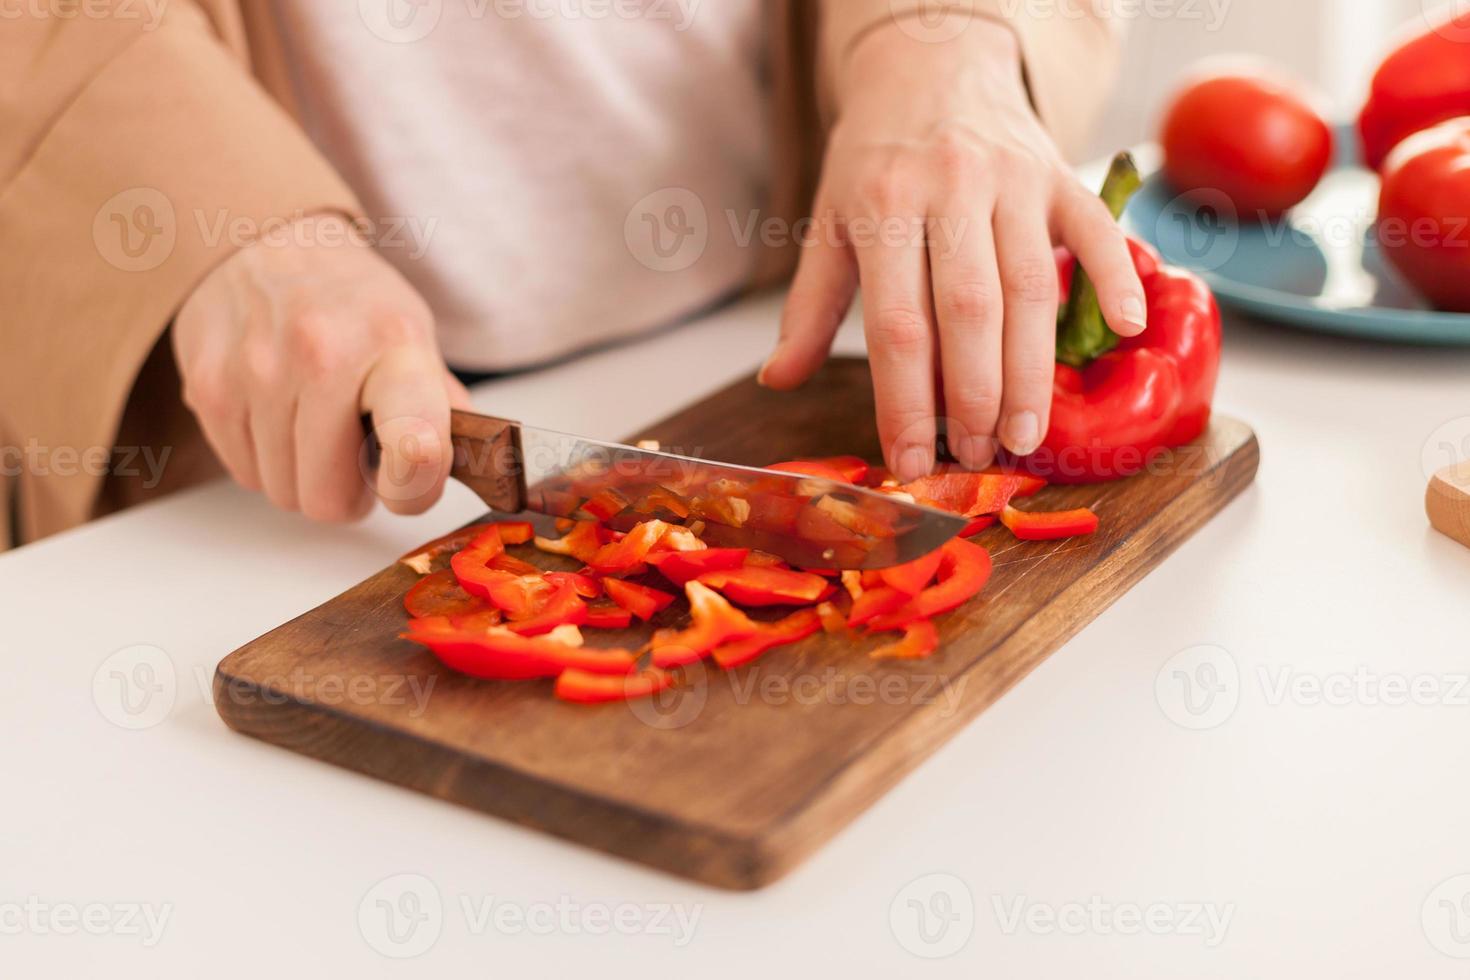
[712,609,823,670]
[1378,118,1470,312]
[877,549,944,596]
[847,584,909,628]
[580,487,629,522]
[649,547,749,586]
[960,515,996,537]
[768,459,861,483]
[1000,505,1100,542]
[695,566,830,607]
[869,619,939,661]
[399,523,498,574]
[583,602,634,630]
[651,582,759,668]
[534,520,605,563]
[1025,154,1221,484]
[402,618,636,680]
[545,571,602,599]
[900,471,1043,516]
[505,581,588,637]
[603,578,675,620]
[585,520,674,575]
[1358,10,1470,171]
[816,601,848,634]
[555,667,677,704]
[868,538,992,630]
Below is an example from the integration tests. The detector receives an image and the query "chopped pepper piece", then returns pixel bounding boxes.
[695,566,831,607]
[402,618,636,680]
[649,547,749,586]
[555,667,678,704]
[506,581,588,637]
[999,505,1100,541]
[868,538,993,630]
[651,581,759,668]
[603,578,676,621]
[878,549,945,596]
[712,609,822,670]
[870,619,939,660]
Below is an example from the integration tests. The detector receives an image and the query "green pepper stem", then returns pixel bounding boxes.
[1055,152,1143,368]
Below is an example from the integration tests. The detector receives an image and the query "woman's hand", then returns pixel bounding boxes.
[173,215,471,521]
[760,14,1146,481]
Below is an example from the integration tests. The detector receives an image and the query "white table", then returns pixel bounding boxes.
[6,283,1470,978]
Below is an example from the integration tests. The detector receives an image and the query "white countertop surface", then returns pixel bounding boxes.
[6,279,1470,977]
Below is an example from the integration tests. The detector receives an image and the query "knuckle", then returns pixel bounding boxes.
[856,166,916,213]
[287,313,345,380]
[948,387,1003,426]
[242,339,281,390]
[180,367,231,419]
[868,307,931,354]
[929,128,979,182]
[371,311,431,348]
[1002,259,1058,306]
[938,280,997,325]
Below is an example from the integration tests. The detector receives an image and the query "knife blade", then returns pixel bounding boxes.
[434,410,966,570]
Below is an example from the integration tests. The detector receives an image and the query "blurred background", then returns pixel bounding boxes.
[1089,0,1430,159]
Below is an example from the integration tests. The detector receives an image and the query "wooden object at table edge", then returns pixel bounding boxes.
[1428,461,1470,550]
[213,363,1260,891]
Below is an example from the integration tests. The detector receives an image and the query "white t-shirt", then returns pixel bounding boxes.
[270,0,770,370]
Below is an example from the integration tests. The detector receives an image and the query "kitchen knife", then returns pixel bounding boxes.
[384,410,968,570]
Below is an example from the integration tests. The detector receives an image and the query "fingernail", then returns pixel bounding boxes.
[1120,295,1147,331]
[960,435,997,471]
[757,347,782,387]
[1001,411,1040,456]
[896,445,933,482]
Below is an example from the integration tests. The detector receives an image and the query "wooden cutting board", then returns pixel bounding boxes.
[215,358,1259,889]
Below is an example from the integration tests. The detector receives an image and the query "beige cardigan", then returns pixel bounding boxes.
[0,0,1118,549]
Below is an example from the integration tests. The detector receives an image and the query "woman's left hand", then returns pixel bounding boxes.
[759,13,1147,481]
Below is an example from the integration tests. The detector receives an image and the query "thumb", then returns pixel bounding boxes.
[361,345,454,515]
[759,215,857,391]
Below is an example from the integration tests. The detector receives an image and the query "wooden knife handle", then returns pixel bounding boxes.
[361,411,526,514]
[448,410,525,514]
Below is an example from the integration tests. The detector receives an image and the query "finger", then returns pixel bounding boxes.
[761,208,858,390]
[1055,186,1147,337]
[249,395,300,512]
[361,345,454,516]
[444,370,475,411]
[186,391,261,492]
[295,377,375,523]
[929,192,1003,470]
[856,211,938,482]
[995,196,1061,456]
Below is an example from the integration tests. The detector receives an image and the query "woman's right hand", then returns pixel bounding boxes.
[173,214,470,521]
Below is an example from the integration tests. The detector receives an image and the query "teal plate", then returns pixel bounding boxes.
[1122,124,1470,346]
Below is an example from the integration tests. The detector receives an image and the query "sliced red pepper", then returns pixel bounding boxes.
[847,584,910,628]
[545,571,602,599]
[633,486,691,519]
[961,515,997,537]
[403,619,636,680]
[584,601,634,630]
[651,581,759,668]
[405,569,491,620]
[580,487,630,522]
[901,472,1046,517]
[870,619,939,660]
[490,552,543,577]
[712,609,822,670]
[586,520,674,575]
[480,572,556,622]
[767,460,856,483]
[868,538,993,631]
[403,521,535,574]
[534,520,605,563]
[506,581,588,637]
[696,565,831,607]
[878,548,944,596]
[555,667,677,704]
[649,547,749,586]
[999,504,1100,541]
[449,527,508,598]
[602,578,675,621]
[744,493,805,535]
[813,494,899,538]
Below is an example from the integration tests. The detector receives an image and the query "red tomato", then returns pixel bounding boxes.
[1378,117,1470,312]
[1358,11,1470,171]
[1161,70,1333,219]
